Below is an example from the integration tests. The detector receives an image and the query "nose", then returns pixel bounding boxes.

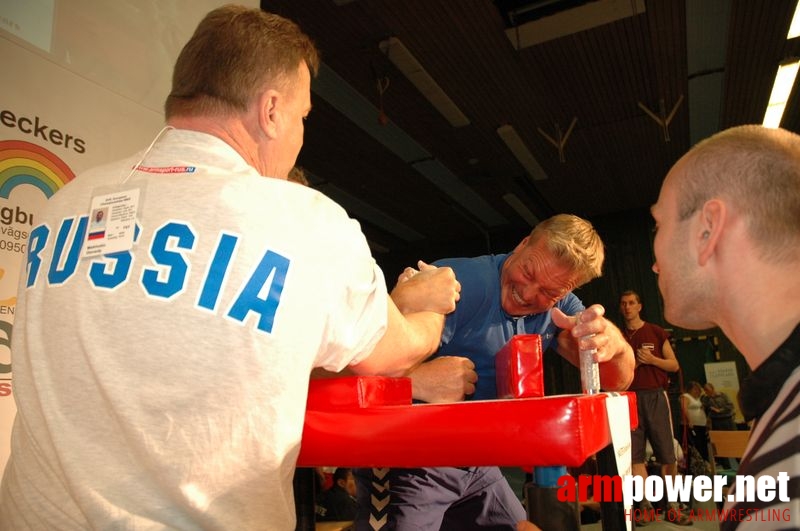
[518,283,538,302]
[652,262,660,274]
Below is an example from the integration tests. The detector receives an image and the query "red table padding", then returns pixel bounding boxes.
[495,334,544,399]
[306,375,412,410]
[299,384,618,468]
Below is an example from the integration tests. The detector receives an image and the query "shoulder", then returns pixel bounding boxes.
[741,372,800,479]
[49,154,139,202]
[645,321,670,338]
[552,292,584,316]
[435,254,503,275]
[434,254,504,296]
[267,180,367,244]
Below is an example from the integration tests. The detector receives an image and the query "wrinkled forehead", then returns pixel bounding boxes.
[520,238,571,275]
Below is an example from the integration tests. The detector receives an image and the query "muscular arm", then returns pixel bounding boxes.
[314,261,459,379]
[314,313,475,402]
[349,295,444,377]
[387,261,477,402]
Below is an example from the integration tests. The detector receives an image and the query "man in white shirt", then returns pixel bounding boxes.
[0,6,460,530]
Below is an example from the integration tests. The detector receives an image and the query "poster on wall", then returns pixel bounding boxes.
[0,38,164,473]
[0,140,74,463]
[0,18,158,474]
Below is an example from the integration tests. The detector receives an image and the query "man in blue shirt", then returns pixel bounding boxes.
[356,214,635,530]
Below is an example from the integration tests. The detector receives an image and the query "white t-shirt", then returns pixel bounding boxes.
[682,392,707,427]
[0,129,388,530]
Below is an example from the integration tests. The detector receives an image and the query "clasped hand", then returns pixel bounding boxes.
[410,356,478,403]
[635,347,657,365]
[390,260,461,314]
[551,304,622,363]
[551,304,635,391]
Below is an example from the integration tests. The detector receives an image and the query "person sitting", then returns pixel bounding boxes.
[316,467,358,522]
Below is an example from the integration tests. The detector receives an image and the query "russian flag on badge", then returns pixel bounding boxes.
[88,231,105,240]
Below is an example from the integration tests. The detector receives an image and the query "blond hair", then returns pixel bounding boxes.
[528,214,604,286]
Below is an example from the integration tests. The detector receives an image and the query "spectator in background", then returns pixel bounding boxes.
[702,381,738,471]
[702,382,736,430]
[317,468,358,522]
[619,290,690,525]
[681,381,710,467]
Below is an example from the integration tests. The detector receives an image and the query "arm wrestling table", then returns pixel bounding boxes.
[295,335,637,531]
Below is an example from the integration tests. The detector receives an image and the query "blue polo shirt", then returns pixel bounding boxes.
[433,254,584,400]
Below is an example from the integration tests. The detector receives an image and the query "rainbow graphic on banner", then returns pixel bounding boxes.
[0,140,75,199]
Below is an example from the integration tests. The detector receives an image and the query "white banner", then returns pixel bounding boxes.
[0,34,164,474]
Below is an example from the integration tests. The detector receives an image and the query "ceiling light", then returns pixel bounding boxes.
[379,37,470,127]
[788,1,800,39]
[763,59,800,128]
[503,193,540,227]
[502,0,646,49]
[496,124,548,181]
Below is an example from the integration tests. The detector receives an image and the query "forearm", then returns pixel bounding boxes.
[598,348,634,391]
[647,356,679,372]
[390,282,416,314]
[349,299,443,377]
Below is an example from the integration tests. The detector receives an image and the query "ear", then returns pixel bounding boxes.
[258,89,280,140]
[697,199,726,266]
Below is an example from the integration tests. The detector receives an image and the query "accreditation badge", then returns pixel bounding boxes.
[80,186,141,259]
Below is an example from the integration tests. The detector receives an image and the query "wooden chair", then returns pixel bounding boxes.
[708,430,751,494]
[708,430,751,464]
